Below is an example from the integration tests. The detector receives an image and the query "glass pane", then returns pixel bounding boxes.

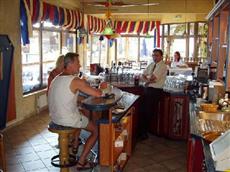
[21,30,41,93]
[91,35,100,64]
[100,38,108,67]
[164,25,168,35]
[42,31,61,86]
[170,39,186,60]
[198,23,208,36]
[127,37,138,61]
[163,37,169,61]
[189,23,195,35]
[22,65,41,93]
[140,37,154,62]
[197,37,208,60]
[43,62,53,86]
[43,21,60,29]
[86,35,91,68]
[33,23,40,28]
[62,32,76,54]
[170,24,186,36]
[117,37,126,62]
[108,39,115,67]
[189,38,194,59]
[160,25,162,36]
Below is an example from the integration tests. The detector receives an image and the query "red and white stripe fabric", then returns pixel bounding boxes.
[23,0,83,31]
[113,20,159,34]
[87,15,106,33]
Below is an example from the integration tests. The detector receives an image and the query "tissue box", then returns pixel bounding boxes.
[115,137,124,147]
[118,152,127,162]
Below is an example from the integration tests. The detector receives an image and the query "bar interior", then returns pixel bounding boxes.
[0,0,230,171]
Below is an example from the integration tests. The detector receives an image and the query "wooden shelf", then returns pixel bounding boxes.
[99,107,134,171]
[113,146,124,164]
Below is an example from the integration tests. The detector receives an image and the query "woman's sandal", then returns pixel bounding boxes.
[76,160,97,170]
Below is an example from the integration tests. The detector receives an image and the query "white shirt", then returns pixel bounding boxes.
[143,60,167,88]
[171,60,188,68]
[48,75,81,127]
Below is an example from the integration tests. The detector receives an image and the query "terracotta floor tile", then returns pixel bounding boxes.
[160,158,185,171]
[21,159,46,171]
[7,163,25,172]
[17,152,40,163]
[4,110,187,172]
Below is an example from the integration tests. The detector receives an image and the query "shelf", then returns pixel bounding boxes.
[114,129,122,141]
[99,105,134,170]
[113,146,124,164]
[118,157,129,169]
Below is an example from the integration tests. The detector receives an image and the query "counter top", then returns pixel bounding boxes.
[82,87,123,111]
[99,92,139,124]
[189,101,216,171]
[111,82,144,88]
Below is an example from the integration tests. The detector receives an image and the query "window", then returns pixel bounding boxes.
[161,22,207,62]
[91,35,107,65]
[170,24,186,36]
[140,37,154,61]
[21,22,76,94]
[22,30,41,93]
[117,37,138,62]
[86,33,156,69]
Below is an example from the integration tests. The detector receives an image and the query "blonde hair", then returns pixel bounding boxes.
[55,55,64,68]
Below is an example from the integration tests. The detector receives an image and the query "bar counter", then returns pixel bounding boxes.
[82,87,139,170]
[189,102,216,171]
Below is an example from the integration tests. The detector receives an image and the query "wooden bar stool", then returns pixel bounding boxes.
[48,122,78,172]
[0,133,6,172]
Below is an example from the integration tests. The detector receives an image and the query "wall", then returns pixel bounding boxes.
[0,0,81,127]
[0,0,35,126]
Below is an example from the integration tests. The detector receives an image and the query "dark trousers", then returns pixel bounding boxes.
[140,87,163,135]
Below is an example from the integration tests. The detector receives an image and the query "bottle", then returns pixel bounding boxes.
[134,74,139,86]
[225,93,229,101]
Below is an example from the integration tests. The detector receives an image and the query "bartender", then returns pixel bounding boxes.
[139,48,168,140]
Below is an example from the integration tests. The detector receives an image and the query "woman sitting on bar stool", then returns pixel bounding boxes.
[48,52,103,170]
[47,55,64,93]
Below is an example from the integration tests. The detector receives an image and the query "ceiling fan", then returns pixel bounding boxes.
[82,0,160,8]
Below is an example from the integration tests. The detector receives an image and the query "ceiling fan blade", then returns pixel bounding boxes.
[83,1,160,8]
[116,2,160,8]
[140,3,160,6]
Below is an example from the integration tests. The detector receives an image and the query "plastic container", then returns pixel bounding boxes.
[200,103,218,113]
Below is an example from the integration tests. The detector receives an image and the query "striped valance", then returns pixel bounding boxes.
[114,20,160,34]
[113,20,161,47]
[87,15,106,33]
[20,0,83,45]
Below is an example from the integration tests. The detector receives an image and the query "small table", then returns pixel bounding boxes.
[82,87,123,112]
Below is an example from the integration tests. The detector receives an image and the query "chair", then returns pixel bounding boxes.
[48,122,78,172]
[0,133,6,172]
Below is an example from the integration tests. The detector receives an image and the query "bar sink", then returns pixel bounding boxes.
[198,111,230,121]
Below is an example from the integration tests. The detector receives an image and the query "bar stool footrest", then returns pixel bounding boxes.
[51,154,77,168]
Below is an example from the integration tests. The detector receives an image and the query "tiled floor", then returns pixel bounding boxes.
[2,110,187,172]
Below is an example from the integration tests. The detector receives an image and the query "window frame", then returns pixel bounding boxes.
[21,22,77,95]
[87,33,155,68]
[161,21,208,62]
